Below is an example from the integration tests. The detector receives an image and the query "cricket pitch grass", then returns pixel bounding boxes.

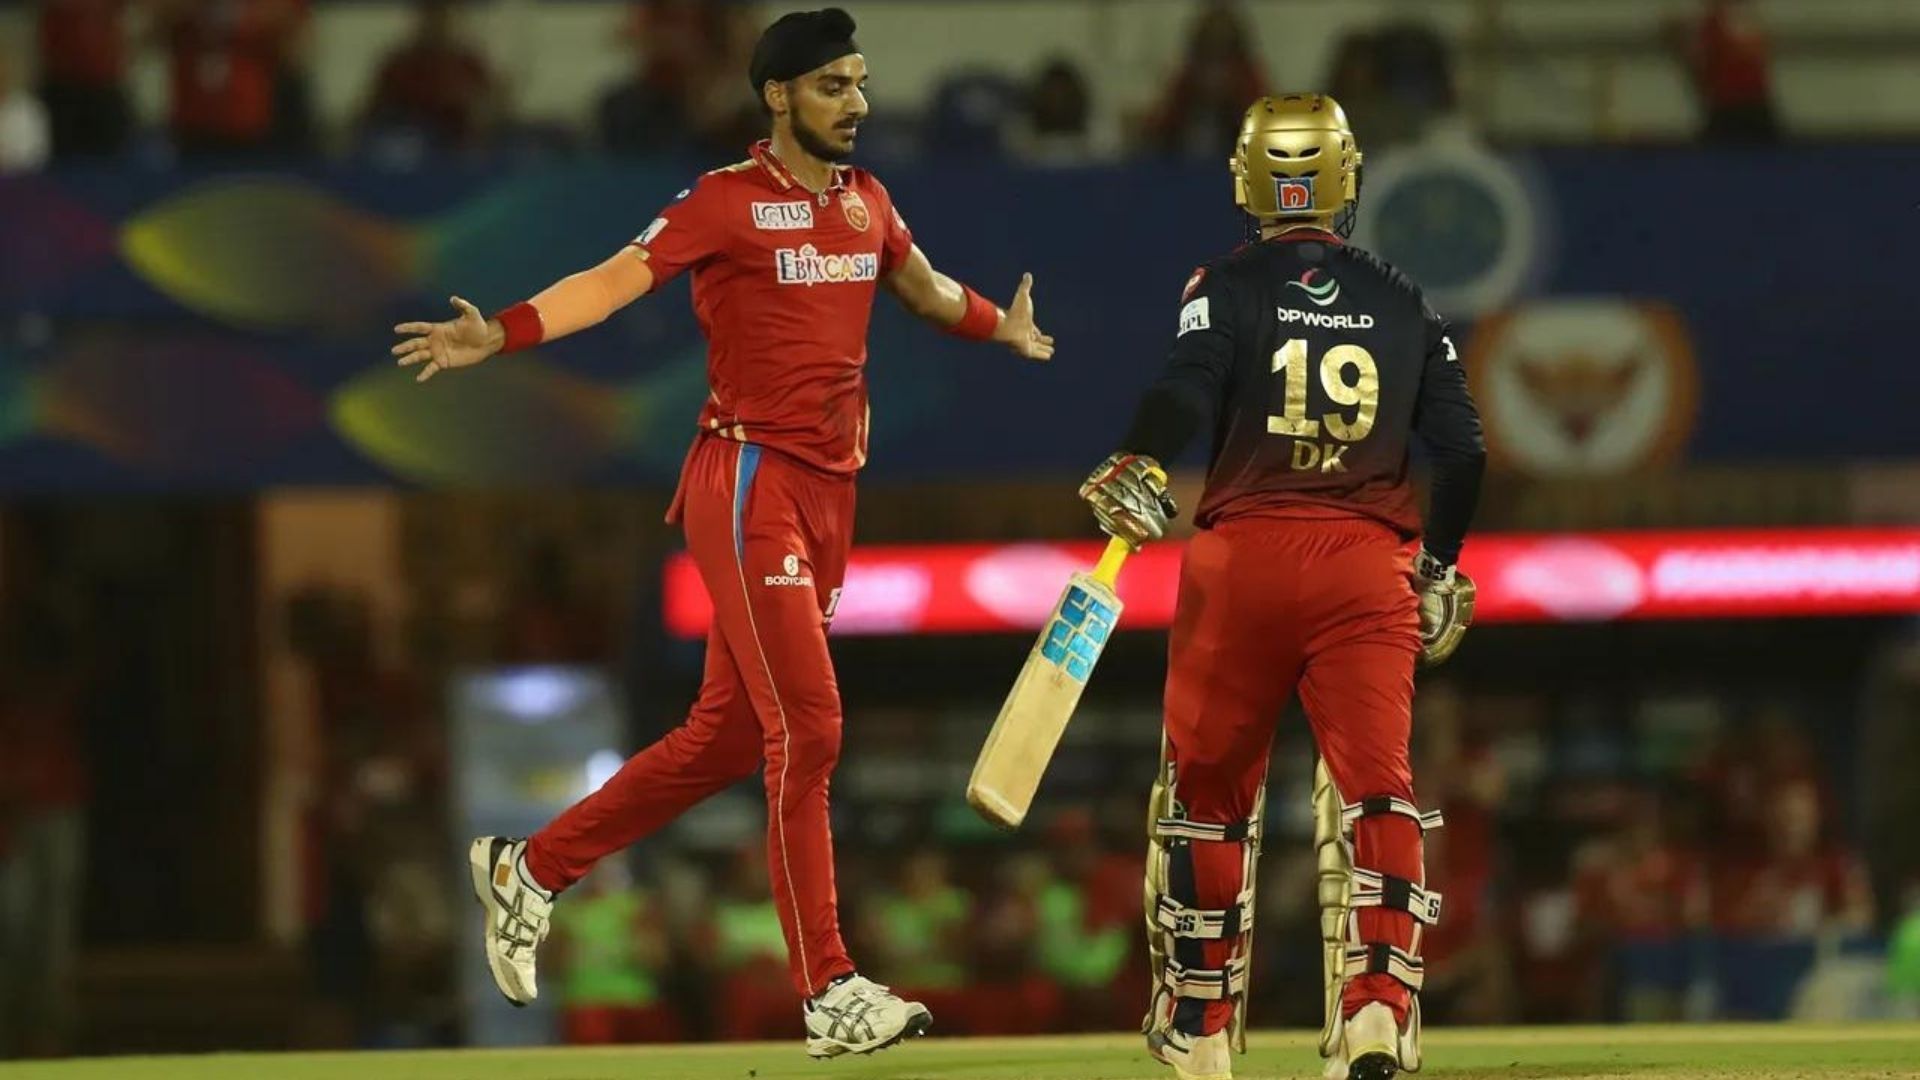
[2,1024,1916,1080]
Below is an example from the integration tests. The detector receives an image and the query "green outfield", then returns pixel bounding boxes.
[3,1025,1918,1080]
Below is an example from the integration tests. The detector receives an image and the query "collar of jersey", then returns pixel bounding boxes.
[1263,227,1345,246]
[751,140,851,195]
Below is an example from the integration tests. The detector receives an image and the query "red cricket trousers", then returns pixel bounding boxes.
[526,435,856,998]
[1162,515,1427,1034]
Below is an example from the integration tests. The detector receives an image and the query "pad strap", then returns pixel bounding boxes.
[1341,795,1444,834]
[1344,943,1425,991]
[1153,890,1255,940]
[1154,815,1262,844]
[1162,956,1250,1000]
[1350,869,1443,926]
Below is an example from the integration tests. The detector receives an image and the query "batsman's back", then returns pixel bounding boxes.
[1177,235,1472,537]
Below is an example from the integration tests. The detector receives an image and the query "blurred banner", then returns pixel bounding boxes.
[1,144,1915,490]
[664,527,1920,637]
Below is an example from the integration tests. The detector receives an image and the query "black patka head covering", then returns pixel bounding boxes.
[749,8,860,94]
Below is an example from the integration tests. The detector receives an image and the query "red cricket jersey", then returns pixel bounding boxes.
[633,140,915,478]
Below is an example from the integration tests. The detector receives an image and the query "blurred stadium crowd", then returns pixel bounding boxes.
[0,0,1784,175]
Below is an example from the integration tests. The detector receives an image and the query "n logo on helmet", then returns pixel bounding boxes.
[1275,176,1315,211]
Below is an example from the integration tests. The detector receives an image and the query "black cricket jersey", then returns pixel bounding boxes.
[1121,230,1486,562]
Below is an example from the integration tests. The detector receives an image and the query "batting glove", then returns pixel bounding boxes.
[1079,452,1178,549]
[1414,547,1476,667]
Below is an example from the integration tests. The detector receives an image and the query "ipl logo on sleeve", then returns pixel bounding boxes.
[1275,176,1315,211]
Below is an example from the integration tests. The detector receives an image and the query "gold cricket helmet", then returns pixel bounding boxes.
[1230,93,1363,226]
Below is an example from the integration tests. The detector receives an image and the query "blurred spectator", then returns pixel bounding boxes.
[1009,56,1097,166]
[495,540,612,665]
[0,51,52,174]
[1670,0,1779,143]
[701,845,793,1041]
[1416,686,1516,1023]
[0,604,88,1057]
[1367,21,1461,147]
[964,853,1063,1033]
[1890,879,1920,1011]
[685,4,769,157]
[267,0,316,154]
[1138,0,1268,158]
[152,0,308,160]
[925,69,1020,161]
[291,586,441,1045]
[33,0,130,160]
[1251,844,1324,1027]
[1715,779,1873,939]
[1694,711,1825,855]
[870,848,969,990]
[597,0,711,156]
[864,848,971,1028]
[551,860,681,1044]
[1860,638,1920,929]
[1711,778,1873,1018]
[364,0,500,156]
[1036,812,1133,1029]
[1576,791,1708,1021]
[1325,31,1385,139]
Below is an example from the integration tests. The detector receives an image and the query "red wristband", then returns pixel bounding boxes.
[493,301,544,354]
[947,286,1000,341]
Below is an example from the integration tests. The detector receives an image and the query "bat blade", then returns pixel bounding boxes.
[967,571,1124,829]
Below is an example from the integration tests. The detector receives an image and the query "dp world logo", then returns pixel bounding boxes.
[1287,268,1340,308]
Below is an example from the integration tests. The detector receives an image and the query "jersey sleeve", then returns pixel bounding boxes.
[628,175,730,286]
[877,184,914,273]
[1118,265,1236,463]
[1411,300,1487,562]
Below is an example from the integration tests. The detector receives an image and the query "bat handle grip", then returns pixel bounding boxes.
[1091,536,1132,589]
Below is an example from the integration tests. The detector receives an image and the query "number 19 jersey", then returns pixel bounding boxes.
[1166,230,1483,535]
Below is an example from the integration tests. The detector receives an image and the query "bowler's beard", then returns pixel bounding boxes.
[792,114,853,162]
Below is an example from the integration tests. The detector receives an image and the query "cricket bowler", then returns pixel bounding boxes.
[391,8,1053,1056]
[1078,94,1485,1080]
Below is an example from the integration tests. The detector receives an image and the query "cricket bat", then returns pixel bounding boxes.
[967,536,1132,830]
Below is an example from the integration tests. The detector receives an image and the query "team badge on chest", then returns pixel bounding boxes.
[840,189,871,232]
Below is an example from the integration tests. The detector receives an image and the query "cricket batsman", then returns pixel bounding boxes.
[1078,95,1485,1080]
[390,8,1053,1057]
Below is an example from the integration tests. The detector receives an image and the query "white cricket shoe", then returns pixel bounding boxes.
[1341,1001,1402,1080]
[468,836,553,1006]
[1146,1027,1233,1080]
[803,974,932,1058]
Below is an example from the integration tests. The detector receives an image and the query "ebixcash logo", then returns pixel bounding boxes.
[765,553,814,588]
